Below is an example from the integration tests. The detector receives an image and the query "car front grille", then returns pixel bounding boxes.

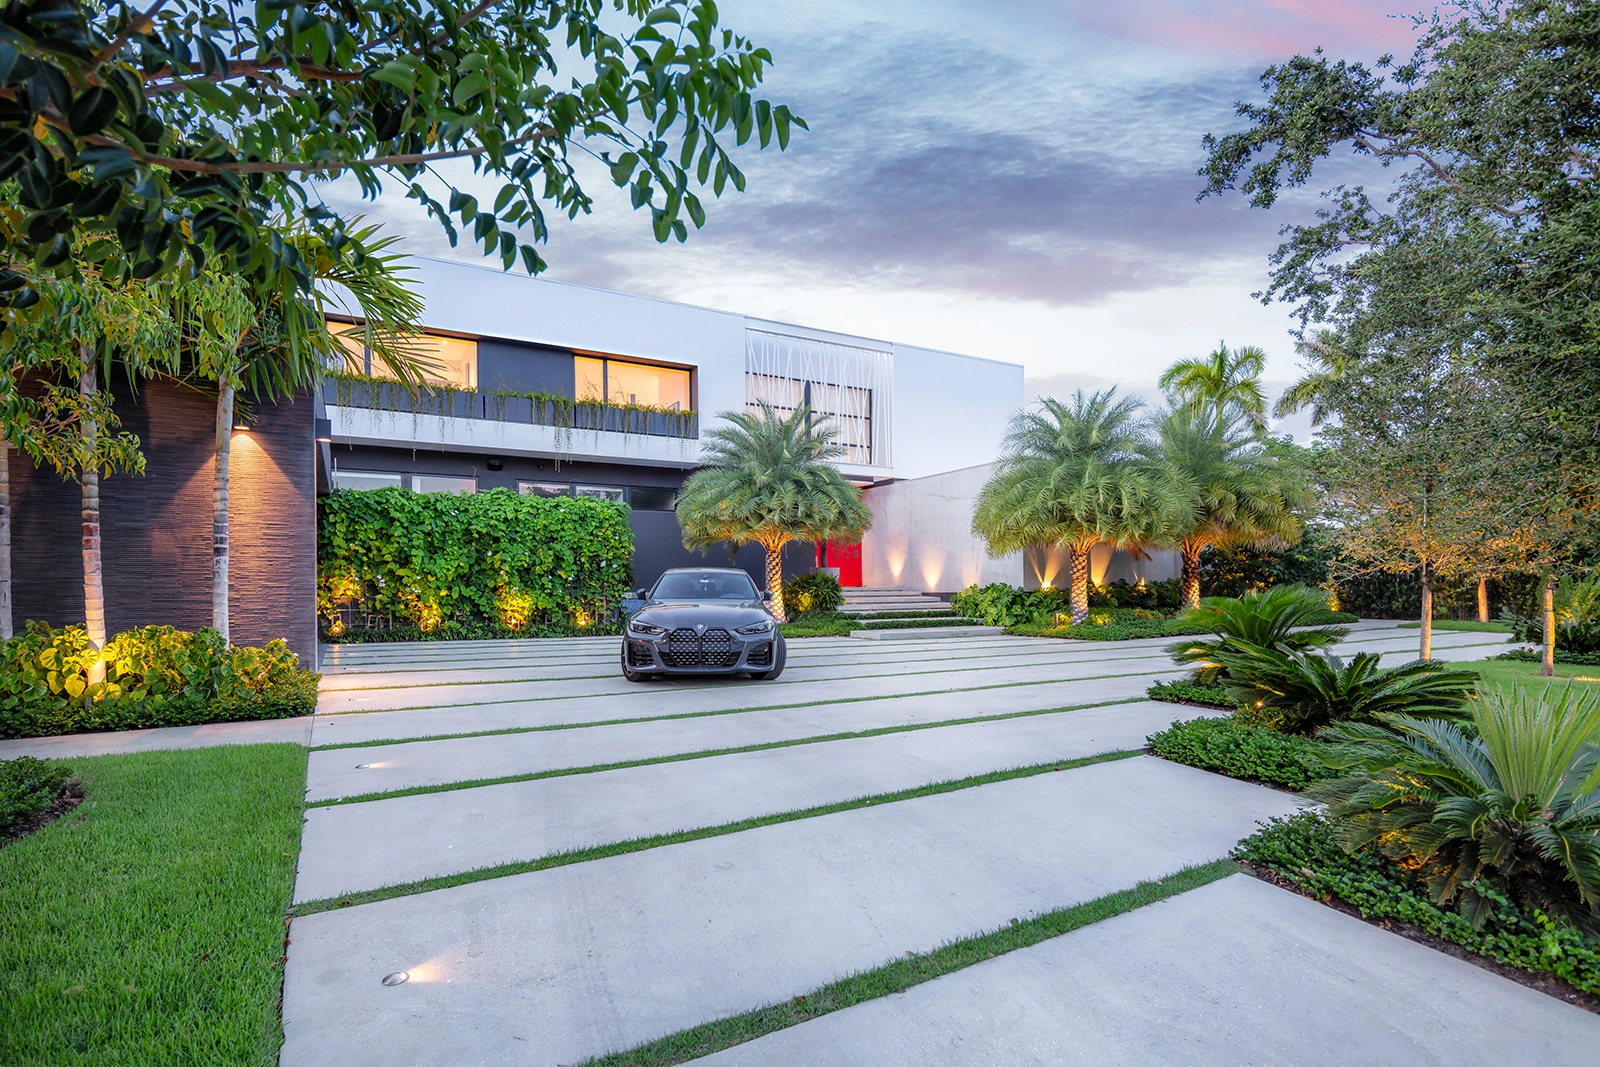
[662,628,738,668]
[746,642,772,668]
[627,640,656,667]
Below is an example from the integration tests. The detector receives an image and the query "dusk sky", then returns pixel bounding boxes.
[329,0,1425,438]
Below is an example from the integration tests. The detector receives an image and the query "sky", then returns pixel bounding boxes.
[323,0,1425,439]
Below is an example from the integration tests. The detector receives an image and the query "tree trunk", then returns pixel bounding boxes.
[1180,547,1201,611]
[1069,546,1090,625]
[0,443,10,641]
[1477,574,1489,624]
[1418,563,1433,662]
[1543,574,1557,678]
[213,381,234,642]
[765,541,787,622]
[81,360,107,687]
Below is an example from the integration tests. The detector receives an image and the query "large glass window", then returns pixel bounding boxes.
[575,355,690,410]
[518,482,571,498]
[746,374,874,464]
[332,470,403,491]
[628,486,676,510]
[575,485,625,503]
[333,325,479,390]
[413,475,477,494]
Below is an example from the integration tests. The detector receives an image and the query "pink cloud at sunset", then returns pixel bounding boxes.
[1071,0,1426,58]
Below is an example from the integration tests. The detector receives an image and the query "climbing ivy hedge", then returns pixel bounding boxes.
[318,488,634,641]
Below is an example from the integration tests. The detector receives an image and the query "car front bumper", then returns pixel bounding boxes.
[625,626,779,673]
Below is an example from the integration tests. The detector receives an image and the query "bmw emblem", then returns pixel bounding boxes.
[695,624,706,634]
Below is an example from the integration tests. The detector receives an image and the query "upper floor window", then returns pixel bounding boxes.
[575,355,690,410]
[334,325,478,390]
[745,330,892,466]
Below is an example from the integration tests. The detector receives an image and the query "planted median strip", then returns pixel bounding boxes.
[292,749,1144,914]
[575,859,1238,1067]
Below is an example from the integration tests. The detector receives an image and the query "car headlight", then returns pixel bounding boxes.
[735,619,774,635]
[629,620,667,636]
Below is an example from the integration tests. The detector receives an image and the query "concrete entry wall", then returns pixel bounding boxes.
[859,463,1022,593]
[1022,542,1182,590]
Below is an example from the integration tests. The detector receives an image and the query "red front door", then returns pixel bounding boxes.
[821,540,862,587]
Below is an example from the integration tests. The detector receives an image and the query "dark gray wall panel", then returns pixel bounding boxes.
[477,340,574,397]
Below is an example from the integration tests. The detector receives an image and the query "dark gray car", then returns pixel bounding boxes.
[620,568,787,682]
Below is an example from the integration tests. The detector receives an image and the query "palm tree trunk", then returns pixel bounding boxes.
[80,358,107,686]
[1069,546,1090,625]
[0,442,11,641]
[1418,562,1433,662]
[1180,547,1201,611]
[213,381,233,642]
[1543,574,1556,678]
[764,541,787,622]
[1477,574,1489,624]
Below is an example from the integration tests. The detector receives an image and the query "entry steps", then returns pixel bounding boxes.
[839,587,952,614]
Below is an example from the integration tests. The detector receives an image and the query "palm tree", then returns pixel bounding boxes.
[1155,403,1308,610]
[972,390,1169,625]
[1274,329,1352,426]
[1159,341,1270,432]
[676,402,872,621]
[178,225,426,642]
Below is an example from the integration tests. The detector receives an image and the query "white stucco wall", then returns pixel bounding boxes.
[1022,544,1183,589]
[890,344,1023,481]
[860,463,1022,592]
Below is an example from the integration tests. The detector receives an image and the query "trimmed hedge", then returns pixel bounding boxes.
[0,623,319,739]
[1146,715,1335,789]
[1496,648,1600,667]
[0,756,73,832]
[1147,679,1237,708]
[1235,812,1600,994]
[319,487,633,640]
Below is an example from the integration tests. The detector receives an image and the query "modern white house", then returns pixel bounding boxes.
[321,256,1036,592]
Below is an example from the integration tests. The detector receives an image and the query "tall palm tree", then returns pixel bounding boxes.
[1155,403,1308,610]
[178,225,427,642]
[676,402,873,621]
[1274,329,1352,426]
[1159,341,1270,432]
[972,390,1168,625]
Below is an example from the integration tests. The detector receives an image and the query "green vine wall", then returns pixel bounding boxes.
[318,488,634,640]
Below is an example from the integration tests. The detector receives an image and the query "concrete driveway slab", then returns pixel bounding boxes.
[294,702,1230,901]
[690,874,1600,1067]
[279,757,1300,1067]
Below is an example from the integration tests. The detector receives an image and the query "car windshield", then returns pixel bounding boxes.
[651,571,759,601]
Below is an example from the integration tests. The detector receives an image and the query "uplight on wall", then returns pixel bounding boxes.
[315,418,333,443]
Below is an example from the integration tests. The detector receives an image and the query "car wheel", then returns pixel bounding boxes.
[750,634,786,681]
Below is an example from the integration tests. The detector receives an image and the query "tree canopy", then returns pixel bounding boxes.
[0,0,802,323]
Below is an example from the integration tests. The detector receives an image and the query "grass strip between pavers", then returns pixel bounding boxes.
[292,749,1144,914]
[309,698,1149,805]
[312,669,1180,749]
[576,858,1239,1067]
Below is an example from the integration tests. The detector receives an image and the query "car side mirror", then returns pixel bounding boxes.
[635,589,651,600]
[762,590,773,602]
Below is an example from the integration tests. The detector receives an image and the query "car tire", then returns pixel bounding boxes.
[749,634,786,681]
[621,647,648,683]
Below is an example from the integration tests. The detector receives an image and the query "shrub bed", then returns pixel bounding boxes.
[1009,618,1209,641]
[1146,715,1335,789]
[1495,648,1600,667]
[779,612,855,638]
[1235,812,1600,995]
[1147,679,1237,708]
[0,623,318,739]
[782,572,844,615]
[319,487,633,640]
[0,757,74,835]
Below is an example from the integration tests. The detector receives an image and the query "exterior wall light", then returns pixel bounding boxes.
[315,417,333,443]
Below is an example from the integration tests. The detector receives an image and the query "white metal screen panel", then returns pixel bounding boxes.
[744,329,893,467]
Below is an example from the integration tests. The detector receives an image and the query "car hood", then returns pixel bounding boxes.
[631,601,773,629]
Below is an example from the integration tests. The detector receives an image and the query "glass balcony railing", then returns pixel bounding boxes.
[322,375,699,440]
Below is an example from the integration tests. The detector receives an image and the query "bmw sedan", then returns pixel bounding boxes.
[621,568,787,682]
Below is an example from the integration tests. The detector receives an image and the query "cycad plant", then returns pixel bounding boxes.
[1154,403,1308,610]
[972,390,1170,625]
[676,403,872,621]
[1312,685,1600,934]
[1215,643,1477,735]
[1167,584,1349,684]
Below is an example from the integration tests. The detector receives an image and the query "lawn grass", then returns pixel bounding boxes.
[578,859,1237,1066]
[1396,619,1513,633]
[0,744,307,1067]
[1467,656,1600,697]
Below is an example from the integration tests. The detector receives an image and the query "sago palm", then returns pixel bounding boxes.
[1313,685,1600,934]
[1167,584,1349,684]
[972,390,1169,625]
[1159,341,1269,432]
[1154,403,1307,609]
[676,402,872,621]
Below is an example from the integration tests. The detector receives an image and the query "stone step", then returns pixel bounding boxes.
[850,625,1005,640]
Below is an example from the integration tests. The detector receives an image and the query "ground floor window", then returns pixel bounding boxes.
[628,486,676,510]
[413,475,477,494]
[519,481,571,497]
[575,485,625,502]
[331,470,404,491]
